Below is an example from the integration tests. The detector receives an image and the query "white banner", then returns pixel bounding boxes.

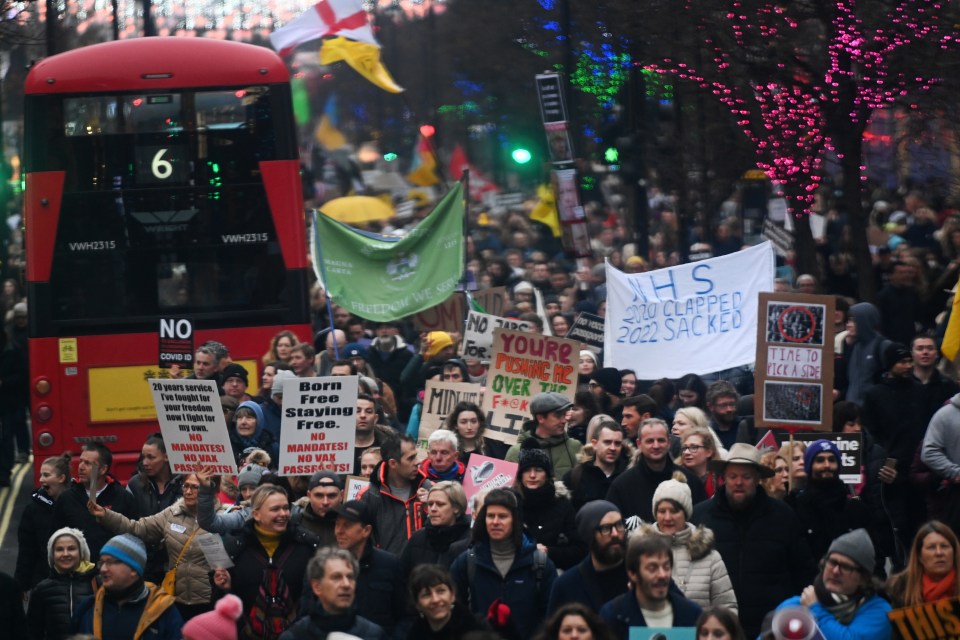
[604,242,774,377]
[461,311,532,362]
[278,376,358,476]
[148,379,237,476]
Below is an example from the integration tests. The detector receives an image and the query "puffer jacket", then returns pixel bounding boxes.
[518,480,585,570]
[15,488,56,590]
[638,522,737,612]
[99,499,212,606]
[28,563,98,639]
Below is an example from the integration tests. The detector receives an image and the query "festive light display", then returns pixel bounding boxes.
[645,0,957,216]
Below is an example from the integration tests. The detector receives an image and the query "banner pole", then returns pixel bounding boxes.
[311,210,341,360]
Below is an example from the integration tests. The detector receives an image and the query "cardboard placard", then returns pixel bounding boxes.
[481,328,578,446]
[277,376,358,476]
[889,596,960,640]
[473,287,507,317]
[411,293,467,332]
[345,475,370,501]
[463,454,518,514]
[149,379,237,475]
[417,380,483,450]
[461,311,532,362]
[755,292,835,430]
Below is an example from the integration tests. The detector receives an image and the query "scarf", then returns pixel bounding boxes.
[104,579,147,603]
[255,524,282,558]
[521,483,556,509]
[813,574,864,625]
[923,569,957,603]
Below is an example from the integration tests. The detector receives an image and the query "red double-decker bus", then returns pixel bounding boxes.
[23,38,311,480]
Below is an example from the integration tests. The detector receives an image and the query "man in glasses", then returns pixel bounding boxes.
[547,500,629,613]
[772,529,890,639]
[506,392,582,478]
[705,380,740,451]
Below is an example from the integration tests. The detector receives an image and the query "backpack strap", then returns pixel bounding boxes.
[466,549,476,609]
[532,548,547,594]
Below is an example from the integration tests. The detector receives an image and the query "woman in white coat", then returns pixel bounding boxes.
[638,478,738,612]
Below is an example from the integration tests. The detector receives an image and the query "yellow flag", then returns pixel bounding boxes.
[942,279,960,361]
[315,115,347,151]
[408,153,439,187]
[530,183,561,238]
[320,37,403,94]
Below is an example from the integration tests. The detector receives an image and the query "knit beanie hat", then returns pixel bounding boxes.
[271,370,297,397]
[579,350,599,369]
[236,400,264,427]
[591,367,623,397]
[101,533,148,576]
[237,463,268,489]
[652,479,693,520]
[803,439,842,476]
[425,332,454,360]
[221,363,248,386]
[182,594,243,640]
[576,500,620,543]
[47,527,91,569]
[882,341,911,370]
[517,439,553,476]
[827,528,875,574]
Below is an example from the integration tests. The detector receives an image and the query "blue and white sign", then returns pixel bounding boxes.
[604,242,774,377]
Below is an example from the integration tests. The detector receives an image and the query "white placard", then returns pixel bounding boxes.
[604,242,775,377]
[461,311,532,362]
[195,533,233,569]
[148,379,237,475]
[278,376,358,476]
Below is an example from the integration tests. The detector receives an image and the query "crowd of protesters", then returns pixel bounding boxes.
[5,183,960,639]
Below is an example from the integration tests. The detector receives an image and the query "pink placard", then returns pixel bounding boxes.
[463,454,518,514]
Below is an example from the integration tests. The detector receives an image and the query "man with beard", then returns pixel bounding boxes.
[788,440,871,562]
[599,533,702,639]
[691,443,816,639]
[547,501,629,613]
[705,381,739,451]
[773,529,891,640]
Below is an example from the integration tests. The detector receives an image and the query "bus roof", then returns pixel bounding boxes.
[25,37,290,95]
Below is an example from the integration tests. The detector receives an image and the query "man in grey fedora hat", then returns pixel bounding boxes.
[691,443,817,639]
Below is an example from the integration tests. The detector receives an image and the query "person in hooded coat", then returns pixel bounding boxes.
[228,401,277,467]
[837,302,889,404]
[27,528,99,640]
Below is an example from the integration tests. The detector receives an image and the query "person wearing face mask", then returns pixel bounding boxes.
[400,482,472,576]
[514,440,585,571]
[16,453,72,591]
[27,528,98,639]
[406,564,486,640]
[212,485,315,639]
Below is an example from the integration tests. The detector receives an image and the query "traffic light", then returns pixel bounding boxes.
[511,147,532,164]
[383,152,398,162]
[419,124,436,138]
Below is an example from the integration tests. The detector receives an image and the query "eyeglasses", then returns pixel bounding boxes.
[588,382,600,389]
[182,483,201,492]
[825,557,861,575]
[681,445,705,453]
[596,520,626,536]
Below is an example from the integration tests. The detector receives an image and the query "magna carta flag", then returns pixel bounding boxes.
[270,0,376,57]
[313,182,465,321]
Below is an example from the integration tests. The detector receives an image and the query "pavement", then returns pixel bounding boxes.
[0,459,36,578]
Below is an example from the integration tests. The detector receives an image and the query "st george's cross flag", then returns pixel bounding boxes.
[270,0,376,57]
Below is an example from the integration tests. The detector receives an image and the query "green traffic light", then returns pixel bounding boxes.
[604,147,619,163]
[511,148,532,164]
[383,152,398,162]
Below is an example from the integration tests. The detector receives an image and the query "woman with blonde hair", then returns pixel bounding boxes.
[777,440,808,493]
[886,520,960,607]
[672,407,728,459]
[676,427,723,497]
[760,450,789,500]
[261,330,299,366]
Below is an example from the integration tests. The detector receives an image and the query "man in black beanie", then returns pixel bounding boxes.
[547,500,628,613]
[589,367,624,422]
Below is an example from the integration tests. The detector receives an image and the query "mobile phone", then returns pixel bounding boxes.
[884,458,897,469]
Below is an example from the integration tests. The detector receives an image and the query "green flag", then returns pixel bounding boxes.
[313,183,465,321]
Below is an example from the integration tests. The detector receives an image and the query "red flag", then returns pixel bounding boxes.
[448,144,499,200]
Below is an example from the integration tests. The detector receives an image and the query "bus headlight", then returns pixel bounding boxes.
[38,432,54,448]
[36,404,53,422]
[35,378,51,395]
